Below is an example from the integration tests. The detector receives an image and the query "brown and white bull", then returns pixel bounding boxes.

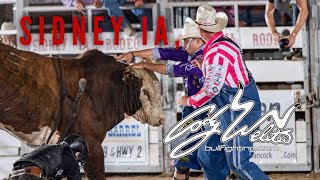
[0,39,165,179]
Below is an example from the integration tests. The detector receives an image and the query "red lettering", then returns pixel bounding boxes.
[40,39,47,51]
[39,16,45,45]
[73,16,86,45]
[127,38,132,50]
[52,16,65,45]
[106,39,112,50]
[120,38,125,50]
[154,16,168,45]
[260,33,265,46]
[20,16,32,45]
[253,34,258,46]
[142,16,147,45]
[94,16,104,45]
[134,38,139,49]
[111,16,122,45]
[80,40,89,51]
[266,33,272,46]
[32,40,37,51]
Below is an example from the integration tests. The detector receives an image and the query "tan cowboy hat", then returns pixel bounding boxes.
[176,17,201,41]
[1,22,16,31]
[195,5,228,33]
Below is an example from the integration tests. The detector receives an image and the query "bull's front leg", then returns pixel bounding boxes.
[84,137,105,180]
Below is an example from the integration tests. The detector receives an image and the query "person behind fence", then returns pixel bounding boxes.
[178,5,270,180]
[8,135,88,180]
[115,17,224,180]
[103,0,153,36]
[62,0,121,35]
[265,0,309,60]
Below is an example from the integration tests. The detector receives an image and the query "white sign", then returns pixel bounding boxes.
[21,26,303,54]
[102,117,149,164]
[251,90,297,164]
[173,26,302,49]
[22,32,156,55]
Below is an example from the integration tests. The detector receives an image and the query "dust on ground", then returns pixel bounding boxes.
[104,173,320,180]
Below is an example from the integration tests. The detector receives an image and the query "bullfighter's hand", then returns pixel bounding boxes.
[74,0,86,14]
[129,62,146,69]
[178,95,190,106]
[114,53,133,64]
[93,0,103,8]
[285,34,296,48]
[191,59,202,68]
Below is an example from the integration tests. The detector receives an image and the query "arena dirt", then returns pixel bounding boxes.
[100,173,320,180]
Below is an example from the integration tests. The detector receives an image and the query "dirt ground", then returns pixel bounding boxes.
[104,173,320,180]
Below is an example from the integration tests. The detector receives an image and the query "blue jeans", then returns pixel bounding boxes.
[174,102,226,172]
[173,106,203,170]
[104,0,153,30]
[197,77,269,180]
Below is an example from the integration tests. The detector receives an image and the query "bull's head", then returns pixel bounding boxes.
[122,67,165,126]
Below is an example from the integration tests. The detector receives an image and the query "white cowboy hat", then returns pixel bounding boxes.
[176,17,201,41]
[1,22,16,31]
[195,5,228,33]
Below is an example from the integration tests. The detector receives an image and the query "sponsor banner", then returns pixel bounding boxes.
[23,27,302,54]
[173,26,302,49]
[23,32,156,55]
[251,90,297,164]
[102,117,149,164]
[238,27,302,49]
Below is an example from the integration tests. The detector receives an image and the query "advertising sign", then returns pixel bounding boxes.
[102,117,149,164]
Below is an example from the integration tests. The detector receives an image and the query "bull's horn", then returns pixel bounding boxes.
[122,68,137,81]
[129,68,159,82]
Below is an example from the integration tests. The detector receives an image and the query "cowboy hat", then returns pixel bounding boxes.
[195,5,228,33]
[1,22,16,31]
[176,17,201,41]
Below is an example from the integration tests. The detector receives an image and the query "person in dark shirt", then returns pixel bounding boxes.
[9,135,88,180]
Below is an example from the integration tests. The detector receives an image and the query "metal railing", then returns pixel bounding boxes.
[16,2,159,50]
[0,0,15,5]
[21,3,158,33]
[165,0,297,28]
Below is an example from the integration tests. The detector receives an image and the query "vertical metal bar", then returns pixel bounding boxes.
[156,0,174,175]
[152,3,158,31]
[88,8,93,34]
[13,3,16,25]
[312,0,320,173]
[16,0,29,50]
[306,0,320,173]
[234,3,239,28]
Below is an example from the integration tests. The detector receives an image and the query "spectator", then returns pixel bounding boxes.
[62,0,114,32]
[62,0,152,36]
[104,0,153,36]
[1,22,16,46]
[265,0,309,60]
[9,135,88,180]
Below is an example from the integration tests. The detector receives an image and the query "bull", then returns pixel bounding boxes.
[0,38,165,179]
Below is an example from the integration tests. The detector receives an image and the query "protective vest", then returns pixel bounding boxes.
[14,145,73,177]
